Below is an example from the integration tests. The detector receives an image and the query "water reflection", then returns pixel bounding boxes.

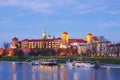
[0,62,120,80]
[38,66,58,80]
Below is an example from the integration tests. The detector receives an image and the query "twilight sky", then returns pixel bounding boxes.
[0,0,120,47]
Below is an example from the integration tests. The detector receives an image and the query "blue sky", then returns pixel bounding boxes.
[0,0,120,47]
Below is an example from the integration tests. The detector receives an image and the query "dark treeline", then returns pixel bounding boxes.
[14,48,57,57]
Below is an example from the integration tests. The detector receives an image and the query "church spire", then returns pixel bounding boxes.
[42,29,47,39]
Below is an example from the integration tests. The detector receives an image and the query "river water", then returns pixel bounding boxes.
[0,62,120,80]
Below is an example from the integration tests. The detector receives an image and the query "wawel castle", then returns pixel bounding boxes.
[11,30,99,49]
[0,30,114,56]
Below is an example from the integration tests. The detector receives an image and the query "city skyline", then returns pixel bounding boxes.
[0,0,120,47]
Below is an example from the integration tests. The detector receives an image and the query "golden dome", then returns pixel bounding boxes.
[62,32,68,34]
[87,33,93,36]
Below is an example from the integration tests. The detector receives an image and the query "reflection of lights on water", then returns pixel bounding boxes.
[74,72,79,80]
[39,65,58,71]
[60,64,66,69]
[107,66,110,71]
[33,65,67,80]
[11,62,17,80]
[13,73,17,80]
[12,62,15,65]
[31,66,39,72]
[38,66,59,80]
[106,66,111,80]
[39,65,44,69]
[59,64,69,80]
[12,62,16,72]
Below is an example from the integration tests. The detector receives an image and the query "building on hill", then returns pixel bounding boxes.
[9,30,107,56]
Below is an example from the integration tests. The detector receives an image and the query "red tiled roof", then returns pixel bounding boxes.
[28,39,55,42]
[69,39,87,43]
[21,38,62,42]
[21,38,87,43]
[92,37,99,41]
[22,39,29,41]
[56,37,61,39]
[12,37,18,40]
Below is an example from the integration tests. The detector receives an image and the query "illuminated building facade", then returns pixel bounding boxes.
[0,28,114,57]
[11,30,62,49]
[21,38,62,49]
[9,30,103,56]
[11,30,100,49]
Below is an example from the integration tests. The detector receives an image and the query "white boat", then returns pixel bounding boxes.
[73,61,95,68]
[40,60,57,66]
[66,61,74,68]
[66,61,99,68]
[31,61,40,65]
[39,59,57,66]
[30,59,57,66]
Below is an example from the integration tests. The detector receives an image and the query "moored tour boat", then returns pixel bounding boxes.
[31,61,40,65]
[40,59,57,66]
[31,59,57,66]
[66,60,100,68]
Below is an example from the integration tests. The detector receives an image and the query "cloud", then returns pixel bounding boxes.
[72,0,120,15]
[0,0,75,14]
[72,0,106,14]
[104,23,120,28]
[0,0,52,14]
[99,22,120,29]
[75,6,107,14]
[104,10,120,15]
[0,0,120,15]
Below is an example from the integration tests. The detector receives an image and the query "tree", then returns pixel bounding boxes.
[98,36,111,57]
[116,43,120,57]
[28,48,57,56]
[15,49,24,57]
[91,43,97,56]
[85,48,92,57]
[99,36,109,42]
[3,42,10,49]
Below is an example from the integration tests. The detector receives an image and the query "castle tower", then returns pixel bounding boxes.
[86,33,93,43]
[11,37,18,48]
[61,32,69,45]
[42,29,47,39]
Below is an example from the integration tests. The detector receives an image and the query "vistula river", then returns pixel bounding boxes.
[0,62,120,80]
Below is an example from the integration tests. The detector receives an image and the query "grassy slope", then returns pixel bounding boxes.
[0,56,120,64]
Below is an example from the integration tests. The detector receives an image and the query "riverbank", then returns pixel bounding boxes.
[85,57,120,64]
[0,56,78,63]
[0,56,120,64]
